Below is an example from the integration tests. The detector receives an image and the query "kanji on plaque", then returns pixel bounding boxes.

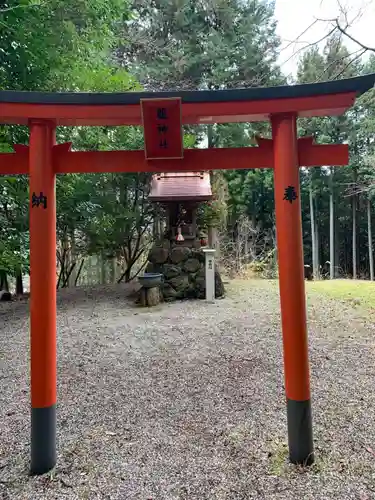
[141,98,183,160]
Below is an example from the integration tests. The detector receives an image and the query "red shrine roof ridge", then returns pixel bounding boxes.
[149,172,213,202]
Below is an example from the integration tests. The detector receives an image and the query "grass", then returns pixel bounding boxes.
[227,277,375,317]
[306,279,375,311]
[268,440,289,476]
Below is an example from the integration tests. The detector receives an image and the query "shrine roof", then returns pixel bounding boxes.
[0,74,374,126]
[149,172,213,202]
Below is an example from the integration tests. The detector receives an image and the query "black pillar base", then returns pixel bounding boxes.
[286,398,314,465]
[30,405,56,475]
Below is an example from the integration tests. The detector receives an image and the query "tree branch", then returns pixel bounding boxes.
[334,19,375,53]
[0,2,43,15]
[332,48,367,79]
[278,27,337,73]
[314,48,364,82]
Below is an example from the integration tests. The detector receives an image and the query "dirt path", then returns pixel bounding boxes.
[0,280,374,499]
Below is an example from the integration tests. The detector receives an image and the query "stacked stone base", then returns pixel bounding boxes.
[147,242,224,301]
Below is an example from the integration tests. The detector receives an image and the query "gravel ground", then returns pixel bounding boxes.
[0,279,375,500]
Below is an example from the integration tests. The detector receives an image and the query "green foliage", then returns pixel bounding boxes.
[0,0,130,91]
[54,123,154,281]
[295,36,375,275]
[0,0,151,285]
[0,175,29,274]
[198,198,225,229]
[1,0,375,287]
[123,0,283,90]
[122,0,282,240]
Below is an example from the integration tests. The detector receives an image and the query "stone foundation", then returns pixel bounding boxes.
[146,242,225,301]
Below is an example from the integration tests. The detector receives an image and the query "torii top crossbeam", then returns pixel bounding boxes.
[0,74,374,175]
[0,74,374,126]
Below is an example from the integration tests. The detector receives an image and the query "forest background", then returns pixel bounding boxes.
[1,0,375,293]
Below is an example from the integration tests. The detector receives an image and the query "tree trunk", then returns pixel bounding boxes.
[153,215,160,240]
[335,217,340,278]
[207,124,214,148]
[329,168,335,279]
[101,252,106,285]
[0,270,9,292]
[208,226,220,257]
[344,231,352,274]
[314,197,320,279]
[352,195,357,279]
[87,256,93,285]
[112,257,117,284]
[75,259,85,286]
[140,286,161,307]
[236,231,241,272]
[244,234,249,261]
[368,198,374,281]
[344,234,349,276]
[68,229,76,287]
[252,190,257,229]
[16,268,23,295]
[207,125,215,201]
[309,180,317,278]
[94,255,100,283]
[62,234,70,286]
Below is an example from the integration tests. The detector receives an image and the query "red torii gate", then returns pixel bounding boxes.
[1,73,374,475]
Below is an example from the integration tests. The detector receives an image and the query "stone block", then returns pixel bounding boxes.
[162,283,178,300]
[183,258,200,273]
[169,275,190,294]
[191,248,205,263]
[170,246,191,264]
[148,246,169,264]
[162,264,181,280]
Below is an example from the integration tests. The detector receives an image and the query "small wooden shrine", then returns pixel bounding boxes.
[149,171,212,247]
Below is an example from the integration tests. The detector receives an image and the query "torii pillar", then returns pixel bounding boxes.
[272,113,313,465]
[29,120,57,474]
